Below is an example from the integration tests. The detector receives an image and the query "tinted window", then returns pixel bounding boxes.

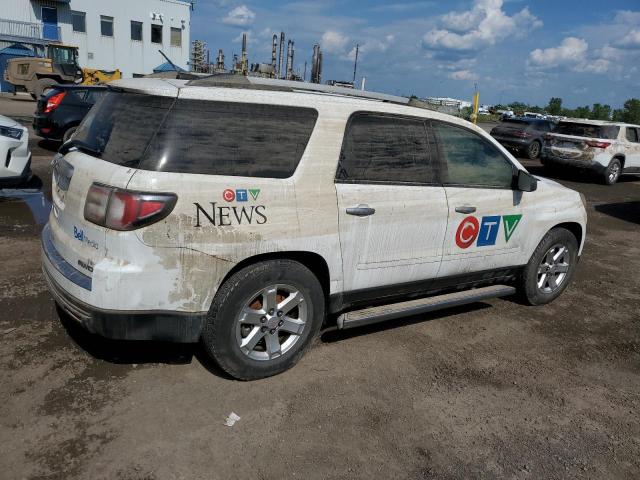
[337,113,435,183]
[140,99,317,178]
[555,122,620,139]
[100,16,113,37]
[626,127,639,143]
[73,92,173,167]
[433,121,514,188]
[84,89,106,104]
[71,11,85,33]
[151,24,162,44]
[131,21,143,41]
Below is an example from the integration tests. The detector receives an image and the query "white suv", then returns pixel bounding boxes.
[42,77,587,380]
[542,119,640,184]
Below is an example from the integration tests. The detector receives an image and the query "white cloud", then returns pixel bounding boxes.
[222,5,256,26]
[616,29,640,49]
[448,69,478,80]
[321,30,349,53]
[423,0,542,51]
[346,35,395,60]
[529,37,611,74]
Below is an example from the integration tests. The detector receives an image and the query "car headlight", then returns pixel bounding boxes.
[0,126,23,140]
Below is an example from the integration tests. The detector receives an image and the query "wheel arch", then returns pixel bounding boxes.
[218,251,331,303]
[612,154,625,168]
[550,221,583,252]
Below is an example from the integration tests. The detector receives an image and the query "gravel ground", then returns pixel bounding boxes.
[1,96,639,479]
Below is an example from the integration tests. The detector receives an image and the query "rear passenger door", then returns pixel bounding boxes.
[431,120,526,279]
[624,127,640,168]
[335,112,449,293]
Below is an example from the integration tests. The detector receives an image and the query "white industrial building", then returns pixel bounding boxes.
[0,0,192,79]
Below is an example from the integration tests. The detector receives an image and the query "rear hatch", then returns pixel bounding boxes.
[48,87,178,277]
[491,119,533,140]
[545,122,619,159]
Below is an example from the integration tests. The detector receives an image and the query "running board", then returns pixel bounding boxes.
[336,285,516,330]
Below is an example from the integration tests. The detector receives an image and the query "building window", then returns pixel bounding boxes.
[100,16,114,37]
[131,21,143,41]
[170,27,182,47]
[71,11,86,33]
[151,24,163,44]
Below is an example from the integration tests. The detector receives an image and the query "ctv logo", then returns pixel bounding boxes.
[455,214,522,249]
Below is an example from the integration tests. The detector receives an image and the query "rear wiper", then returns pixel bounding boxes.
[59,139,102,158]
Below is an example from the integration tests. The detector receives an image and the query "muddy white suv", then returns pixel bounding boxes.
[42,76,587,380]
[542,119,640,184]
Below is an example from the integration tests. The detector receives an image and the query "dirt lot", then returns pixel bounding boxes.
[1,96,639,479]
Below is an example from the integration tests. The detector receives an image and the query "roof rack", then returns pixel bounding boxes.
[185,74,414,106]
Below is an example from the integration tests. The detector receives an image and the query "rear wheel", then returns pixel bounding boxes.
[526,140,541,159]
[62,126,77,144]
[602,158,622,185]
[520,228,578,305]
[201,259,325,380]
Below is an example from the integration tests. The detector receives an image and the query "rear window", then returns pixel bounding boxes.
[554,122,620,139]
[72,92,318,178]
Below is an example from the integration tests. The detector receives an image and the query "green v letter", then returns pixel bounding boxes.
[502,214,522,242]
[249,189,260,201]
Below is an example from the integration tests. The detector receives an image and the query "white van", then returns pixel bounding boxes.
[42,77,587,379]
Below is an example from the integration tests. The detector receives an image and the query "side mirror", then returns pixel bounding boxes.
[516,169,537,192]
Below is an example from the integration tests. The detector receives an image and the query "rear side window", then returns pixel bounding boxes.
[73,93,317,178]
[432,121,514,189]
[140,100,317,178]
[337,113,436,184]
[555,122,620,139]
[626,127,639,143]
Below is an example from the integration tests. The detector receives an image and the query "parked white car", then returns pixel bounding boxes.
[42,77,587,379]
[0,114,31,186]
[542,119,640,184]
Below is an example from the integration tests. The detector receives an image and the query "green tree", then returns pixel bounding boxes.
[590,103,612,120]
[612,108,625,121]
[547,97,563,115]
[620,98,640,124]
[573,105,591,119]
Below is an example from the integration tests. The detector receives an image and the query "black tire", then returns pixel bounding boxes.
[602,158,622,185]
[62,126,77,144]
[33,78,57,99]
[526,140,541,160]
[201,259,325,380]
[520,227,578,305]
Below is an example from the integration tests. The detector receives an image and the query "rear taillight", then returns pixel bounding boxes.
[84,183,177,231]
[515,131,532,138]
[44,91,66,113]
[585,140,611,149]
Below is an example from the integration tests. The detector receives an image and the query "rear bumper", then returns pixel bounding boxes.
[41,224,206,343]
[541,149,607,173]
[33,115,64,140]
[491,136,531,149]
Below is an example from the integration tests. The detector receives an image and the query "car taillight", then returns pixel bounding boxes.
[516,131,532,138]
[585,140,611,149]
[84,183,177,231]
[44,91,66,113]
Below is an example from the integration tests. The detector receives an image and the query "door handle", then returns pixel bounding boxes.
[346,205,376,217]
[455,205,476,214]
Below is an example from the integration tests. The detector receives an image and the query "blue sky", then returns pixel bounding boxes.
[190,0,640,108]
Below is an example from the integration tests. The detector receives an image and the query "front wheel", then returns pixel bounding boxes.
[520,228,578,305]
[201,259,325,380]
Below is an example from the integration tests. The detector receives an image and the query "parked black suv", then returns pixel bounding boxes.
[490,118,556,159]
[33,85,107,143]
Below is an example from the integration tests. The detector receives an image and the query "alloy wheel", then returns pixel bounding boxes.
[536,244,570,294]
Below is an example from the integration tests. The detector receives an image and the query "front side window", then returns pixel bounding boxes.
[151,24,163,44]
[432,121,514,188]
[170,27,182,47]
[71,11,85,33]
[131,21,143,41]
[100,16,113,37]
[337,113,436,184]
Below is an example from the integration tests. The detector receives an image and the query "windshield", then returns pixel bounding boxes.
[49,47,77,64]
[554,122,620,139]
